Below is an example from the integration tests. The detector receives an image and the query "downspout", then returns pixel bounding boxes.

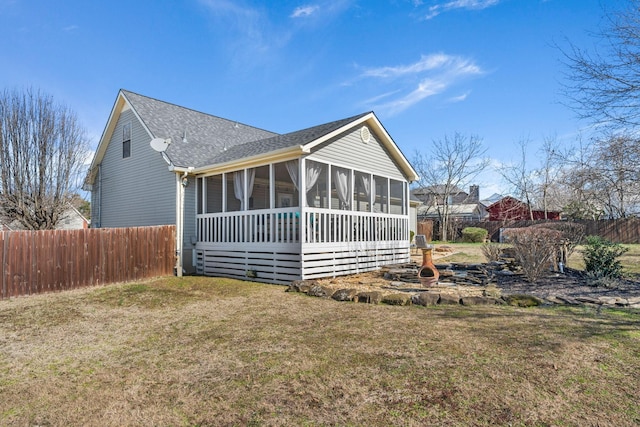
[175,168,193,277]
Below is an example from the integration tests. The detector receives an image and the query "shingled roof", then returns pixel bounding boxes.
[208,112,371,165]
[121,90,277,168]
[86,90,418,186]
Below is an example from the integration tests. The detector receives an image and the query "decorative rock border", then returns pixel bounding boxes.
[286,280,507,307]
[286,261,640,309]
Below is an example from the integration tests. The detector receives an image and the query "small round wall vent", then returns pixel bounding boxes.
[360,126,371,143]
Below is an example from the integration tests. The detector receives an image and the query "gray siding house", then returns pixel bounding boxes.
[84,90,418,283]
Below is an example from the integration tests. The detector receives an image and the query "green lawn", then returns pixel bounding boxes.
[1,276,639,426]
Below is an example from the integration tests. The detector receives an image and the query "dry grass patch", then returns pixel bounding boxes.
[1,276,639,426]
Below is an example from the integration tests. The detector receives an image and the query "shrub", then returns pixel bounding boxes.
[582,235,628,279]
[508,228,560,283]
[481,242,504,263]
[530,222,585,258]
[461,227,488,243]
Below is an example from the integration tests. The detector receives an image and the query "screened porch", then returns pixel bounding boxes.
[194,158,411,283]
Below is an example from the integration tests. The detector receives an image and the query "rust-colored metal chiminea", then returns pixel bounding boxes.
[415,235,439,286]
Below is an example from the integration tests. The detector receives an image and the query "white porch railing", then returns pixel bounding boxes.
[196,208,409,245]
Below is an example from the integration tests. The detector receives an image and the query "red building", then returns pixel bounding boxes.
[486,196,561,221]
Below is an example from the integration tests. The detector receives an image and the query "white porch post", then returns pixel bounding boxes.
[369,173,374,212]
[300,158,306,243]
[405,181,410,239]
[222,172,227,212]
[269,164,274,241]
[269,164,275,208]
[243,168,248,242]
[243,169,248,210]
[203,177,207,214]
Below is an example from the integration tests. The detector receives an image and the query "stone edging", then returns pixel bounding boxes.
[286,280,640,309]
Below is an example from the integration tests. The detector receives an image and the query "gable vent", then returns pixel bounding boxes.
[360,126,371,143]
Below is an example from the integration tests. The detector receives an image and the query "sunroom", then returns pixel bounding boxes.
[194,157,412,284]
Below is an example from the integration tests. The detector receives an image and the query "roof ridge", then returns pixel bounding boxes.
[120,89,277,135]
[226,111,372,151]
[279,111,372,136]
[204,111,373,166]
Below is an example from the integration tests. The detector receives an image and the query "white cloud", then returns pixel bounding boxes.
[381,78,448,114]
[447,91,471,103]
[362,53,453,78]
[422,0,501,20]
[198,0,351,66]
[359,53,484,114]
[198,0,283,62]
[63,25,79,32]
[361,89,403,105]
[291,5,320,18]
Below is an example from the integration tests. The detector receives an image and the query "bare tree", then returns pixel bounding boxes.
[535,137,561,219]
[560,0,640,129]
[591,133,640,217]
[554,132,640,219]
[0,88,89,230]
[413,133,489,241]
[498,139,536,220]
[554,135,603,220]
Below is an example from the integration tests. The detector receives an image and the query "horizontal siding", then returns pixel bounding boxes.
[98,109,176,228]
[311,125,406,181]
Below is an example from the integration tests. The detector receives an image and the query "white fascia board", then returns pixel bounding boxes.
[191,145,306,176]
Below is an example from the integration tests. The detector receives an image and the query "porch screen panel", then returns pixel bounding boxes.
[331,166,351,210]
[354,171,372,212]
[250,165,270,210]
[205,175,223,213]
[226,174,241,212]
[390,179,405,215]
[307,160,328,208]
[274,162,299,208]
[197,178,203,214]
[374,176,388,213]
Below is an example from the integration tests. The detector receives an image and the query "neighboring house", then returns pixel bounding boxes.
[414,185,488,221]
[486,196,562,221]
[412,184,479,206]
[0,204,88,230]
[57,205,89,230]
[417,203,488,221]
[84,90,418,283]
[480,193,503,207]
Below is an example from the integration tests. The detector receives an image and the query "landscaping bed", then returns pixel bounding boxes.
[288,261,640,308]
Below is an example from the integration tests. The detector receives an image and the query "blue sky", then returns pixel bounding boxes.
[0,0,611,197]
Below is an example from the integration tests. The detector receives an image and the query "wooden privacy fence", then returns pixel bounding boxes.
[1,225,176,300]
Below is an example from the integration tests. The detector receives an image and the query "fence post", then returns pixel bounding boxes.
[2,232,7,300]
